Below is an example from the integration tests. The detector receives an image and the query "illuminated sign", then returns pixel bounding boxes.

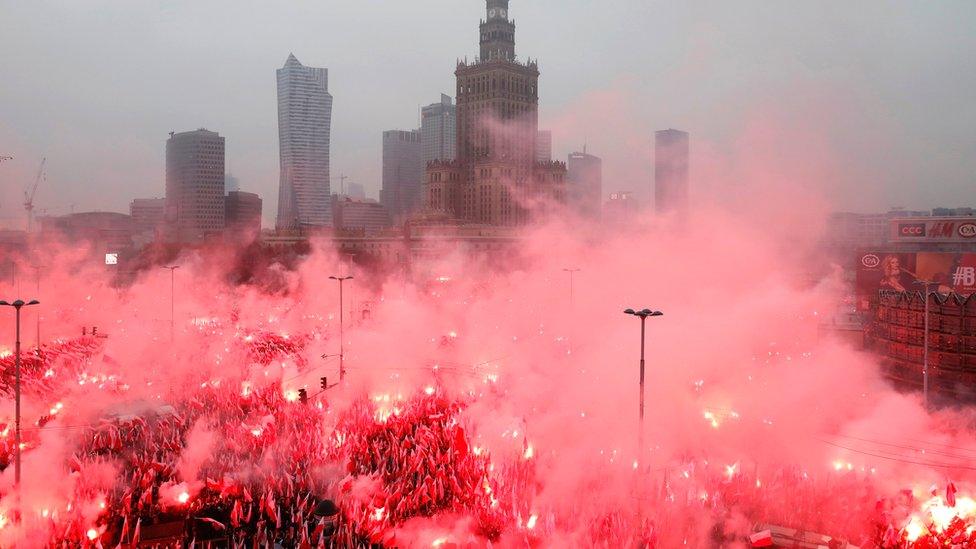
[898,223,926,237]
[891,218,976,243]
[860,254,880,268]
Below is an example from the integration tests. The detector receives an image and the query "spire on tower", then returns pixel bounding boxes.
[480,0,515,61]
[284,52,302,67]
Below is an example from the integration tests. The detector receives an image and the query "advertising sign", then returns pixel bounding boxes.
[856,252,976,308]
[917,252,976,295]
[856,252,917,297]
[891,218,976,243]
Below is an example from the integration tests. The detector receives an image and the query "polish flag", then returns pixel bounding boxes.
[750,530,774,547]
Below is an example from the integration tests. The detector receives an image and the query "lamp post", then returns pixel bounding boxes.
[915,280,939,409]
[562,268,580,306]
[162,266,180,342]
[0,298,40,487]
[330,276,353,380]
[623,307,663,515]
[31,265,45,350]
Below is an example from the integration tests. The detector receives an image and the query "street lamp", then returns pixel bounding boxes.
[330,275,353,380]
[562,268,580,306]
[915,280,939,409]
[31,265,45,350]
[0,298,40,487]
[623,307,663,522]
[162,266,180,342]
[622,308,663,463]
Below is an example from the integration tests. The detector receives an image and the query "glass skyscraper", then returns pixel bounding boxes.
[276,53,333,230]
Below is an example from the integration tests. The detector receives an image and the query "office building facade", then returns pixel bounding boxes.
[165,129,225,241]
[567,150,602,220]
[654,129,689,217]
[276,53,333,230]
[225,191,263,237]
[381,129,424,220]
[536,130,552,163]
[421,94,457,166]
[332,196,392,234]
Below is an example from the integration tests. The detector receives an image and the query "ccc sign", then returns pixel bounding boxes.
[898,223,926,237]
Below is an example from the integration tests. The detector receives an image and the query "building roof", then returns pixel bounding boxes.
[284,52,302,67]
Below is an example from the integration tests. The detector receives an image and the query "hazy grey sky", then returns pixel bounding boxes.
[1,1,974,228]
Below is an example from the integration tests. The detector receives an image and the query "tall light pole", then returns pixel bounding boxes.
[562,268,580,306]
[330,275,353,380]
[915,280,939,409]
[623,307,663,516]
[31,265,45,350]
[1,298,40,488]
[162,266,180,342]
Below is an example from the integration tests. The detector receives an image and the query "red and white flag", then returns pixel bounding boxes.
[749,529,773,547]
[947,480,958,508]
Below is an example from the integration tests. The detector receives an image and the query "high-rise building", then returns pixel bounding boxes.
[39,212,137,253]
[225,174,241,192]
[380,129,423,221]
[567,150,603,220]
[276,53,333,231]
[165,129,225,241]
[424,0,567,226]
[654,129,689,217]
[129,198,166,235]
[535,130,552,163]
[421,94,457,165]
[345,181,367,200]
[332,196,392,234]
[225,191,263,238]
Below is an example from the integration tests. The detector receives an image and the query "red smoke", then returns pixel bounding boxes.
[0,127,973,547]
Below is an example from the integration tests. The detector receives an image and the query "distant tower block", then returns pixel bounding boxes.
[655,129,689,218]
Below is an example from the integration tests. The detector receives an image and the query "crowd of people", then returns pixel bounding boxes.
[0,330,975,547]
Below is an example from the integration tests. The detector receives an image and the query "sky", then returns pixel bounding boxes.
[1,0,974,229]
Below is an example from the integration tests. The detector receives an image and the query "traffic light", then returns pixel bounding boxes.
[298,389,308,404]
[92,326,98,336]
[320,377,328,390]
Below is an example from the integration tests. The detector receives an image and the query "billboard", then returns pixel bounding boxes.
[856,251,976,308]
[917,252,976,294]
[891,217,976,243]
[856,252,917,295]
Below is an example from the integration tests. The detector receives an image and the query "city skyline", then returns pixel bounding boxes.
[2,4,976,546]
[1,1,975,229]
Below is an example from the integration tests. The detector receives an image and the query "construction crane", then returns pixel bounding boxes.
[24,158,45,233]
